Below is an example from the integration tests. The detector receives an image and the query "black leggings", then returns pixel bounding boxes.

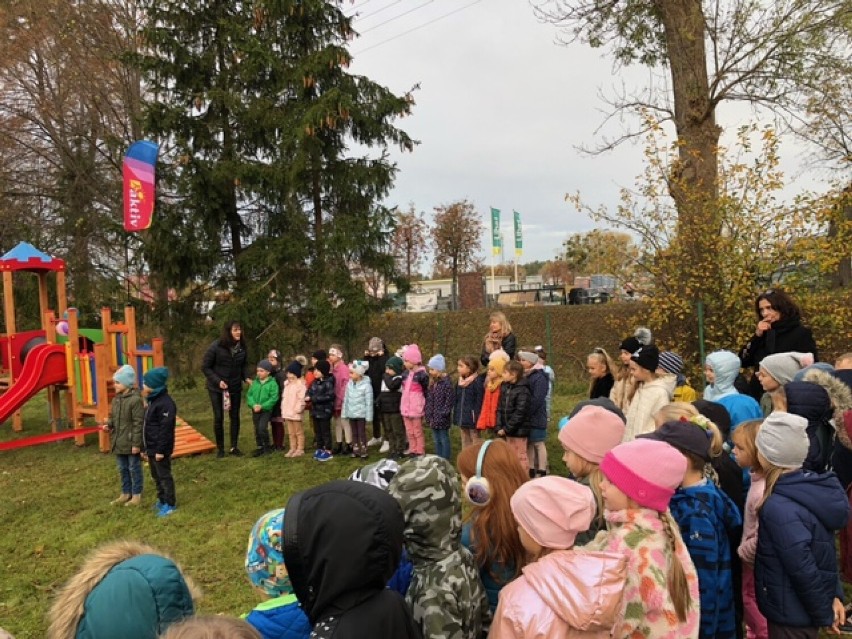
[208,389,242,450]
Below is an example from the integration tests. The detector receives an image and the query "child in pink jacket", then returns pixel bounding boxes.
[280,361,307,457]
[400,344,428,456]
[490,476,627,638]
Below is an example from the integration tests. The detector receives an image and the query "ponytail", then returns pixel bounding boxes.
[661,511,692,622]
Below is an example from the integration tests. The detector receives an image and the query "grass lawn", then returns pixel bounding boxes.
[0,380,585,638]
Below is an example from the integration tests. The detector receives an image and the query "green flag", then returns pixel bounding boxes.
[490,207,501,256]
[513,210,522,257]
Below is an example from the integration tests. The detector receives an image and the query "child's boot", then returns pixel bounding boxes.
[125,494,142,507]
[286,431,297,457]
[111,493,131,505]
[295,432,305,457]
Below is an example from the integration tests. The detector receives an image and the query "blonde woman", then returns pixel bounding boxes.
[480,311,516,367]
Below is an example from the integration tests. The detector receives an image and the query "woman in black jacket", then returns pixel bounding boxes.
[480,311,517,367]
[739,289,817,401]
[201,320,252,457]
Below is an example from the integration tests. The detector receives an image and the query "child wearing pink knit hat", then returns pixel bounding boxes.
[584,439,700,639]
[558,405,625,545]
[400,343,428,456]
[490,476,628,639]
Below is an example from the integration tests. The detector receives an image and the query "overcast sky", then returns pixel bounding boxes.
[346,0,831,266]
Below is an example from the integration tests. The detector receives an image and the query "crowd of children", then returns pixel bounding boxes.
[43,308,852,639]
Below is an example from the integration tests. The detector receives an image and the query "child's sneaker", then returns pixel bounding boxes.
[312,449,322,460]
[379,440,390,453]
[316,450,333,462]
[367,437,382,447]
[157,504,176,518]
[350,444,359,459]
[152,499,164,511]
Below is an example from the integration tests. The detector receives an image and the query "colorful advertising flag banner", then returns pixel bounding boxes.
[123,141,159,232]
[513,210,523,257]
[490,207,502,255]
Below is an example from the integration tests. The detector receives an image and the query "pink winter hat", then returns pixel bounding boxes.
[600,439,687,511]
[559,405,626,464]
[510,476,595,550]
[402,344,422,365]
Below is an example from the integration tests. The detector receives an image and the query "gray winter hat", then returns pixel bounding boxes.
[760,352,814,385]
[756,411,809,469]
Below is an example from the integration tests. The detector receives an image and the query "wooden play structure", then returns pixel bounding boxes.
[0,242,214,456]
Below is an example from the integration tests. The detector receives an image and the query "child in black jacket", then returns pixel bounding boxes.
[379,356,406,459]
[308,360,336,461]
[496,360,531,469]
[142,367,178,518]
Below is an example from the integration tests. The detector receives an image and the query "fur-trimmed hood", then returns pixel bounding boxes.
[48,541,200,639]
[803,369,852,450]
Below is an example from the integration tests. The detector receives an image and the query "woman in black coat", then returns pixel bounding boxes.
[202,320,252,457]
[480,311,517,367]
[739,289,817,401]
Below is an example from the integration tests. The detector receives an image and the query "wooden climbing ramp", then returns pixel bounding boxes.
[172,417,216,458]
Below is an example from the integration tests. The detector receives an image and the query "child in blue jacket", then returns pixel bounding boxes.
[754,411,850,636]
[452,355,484,450]
[424,354,454,460]
[642,416,743,639]
[342,360,373,459]
[244,508,311,639]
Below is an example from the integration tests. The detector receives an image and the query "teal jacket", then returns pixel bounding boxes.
[47,541,196,639]
[247,377,280,412]
[108,389,144,454]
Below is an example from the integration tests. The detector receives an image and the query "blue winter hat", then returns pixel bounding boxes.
[427,354,446,373]
[142,367,169,393]
[113,364,137,388]
[246,508,292,597]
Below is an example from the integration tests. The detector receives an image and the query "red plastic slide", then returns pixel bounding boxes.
[0,343,67,425]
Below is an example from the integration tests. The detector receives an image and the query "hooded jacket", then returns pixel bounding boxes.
[756,470,849,628]
[142,391,177,457]
[670,482,743,639]
[378,372,403,414]
[341,377,373,422]
[704,351,742,402]
[802,369,852,486]
[280,378,306,421]
[739,317,818,400]
[785,380,834,473]
[307,376,335,421]
[489,549,627,639]
[388,456,489,639]
[283,480,420,639]
[525,367,549,432]
[108,388,144,454]
[624,374,675,441]
[497,377,532,438]
[47,541,198,639]
[453,373,484,429]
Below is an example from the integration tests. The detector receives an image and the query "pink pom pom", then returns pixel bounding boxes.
[800,353,815,368]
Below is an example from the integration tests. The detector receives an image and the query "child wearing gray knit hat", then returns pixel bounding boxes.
[759,352,814,387]
[756,411,809,469]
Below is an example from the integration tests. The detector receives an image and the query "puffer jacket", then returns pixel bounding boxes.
[244,593,311,639]
[47,541,198,639]
[670,482,742,639]
[283,481,421,639]
[331,360,349,413]
[388,456,490,639]
[497,377,532,438]
[201,338,250,393]
[453,374,484,429]
[425,376,454,430]
[624,374,675,440]
[143,391,177,457]
[379,372,403,414]
[281,378,307,421]
[342,378,374,422]
[247,377,280,413]
[489,549,627,639]
[307,376,335,421]
[716,394,762,430]
[811,369,852,488]
[401,368,428,418]
[526,367,549,432]
[785,380,834,473]
[108,389,144,454]
[756,470,849,628]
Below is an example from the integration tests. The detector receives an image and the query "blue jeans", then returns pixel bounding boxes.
[116,453,143,495]
[432,428,451,460]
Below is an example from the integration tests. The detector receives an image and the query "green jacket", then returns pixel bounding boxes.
[247,377,280,412]
[108,389,144,454]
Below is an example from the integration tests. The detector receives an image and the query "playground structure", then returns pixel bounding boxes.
[0,242,213,456]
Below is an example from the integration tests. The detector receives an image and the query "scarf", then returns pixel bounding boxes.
[458,373,478,388]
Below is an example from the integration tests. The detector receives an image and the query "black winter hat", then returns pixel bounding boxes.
[286,360,303,378]
[631,344,660,373]
[312,349,327,361]
[620,327,653,353]
[692,400,732,439]
[639,419,712,462]
[315,360,331,377]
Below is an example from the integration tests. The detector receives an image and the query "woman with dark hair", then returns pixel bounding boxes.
[739,289,818,401]
[202,320,252,457]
